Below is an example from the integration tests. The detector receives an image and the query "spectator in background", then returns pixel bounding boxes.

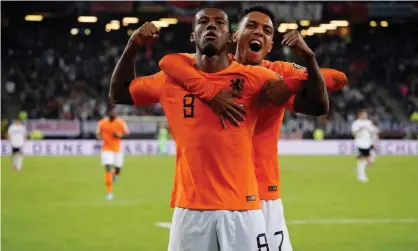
[2,17,417,139]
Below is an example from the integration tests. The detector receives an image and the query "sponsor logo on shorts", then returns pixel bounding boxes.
[246,195,257,201]
[268,186,278,191]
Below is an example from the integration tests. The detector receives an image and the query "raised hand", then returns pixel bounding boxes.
[130,22,159,46]
[282,30,314,58]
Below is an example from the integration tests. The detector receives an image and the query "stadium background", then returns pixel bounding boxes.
[1,1,417,251]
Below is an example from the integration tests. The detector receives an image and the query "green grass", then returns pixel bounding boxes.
[1,156,418,251]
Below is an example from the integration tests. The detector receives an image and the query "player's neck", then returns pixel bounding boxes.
[195,50,231,73]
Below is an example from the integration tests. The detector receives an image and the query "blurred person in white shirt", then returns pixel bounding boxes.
[7,119,27,171]
[351,109,375,183]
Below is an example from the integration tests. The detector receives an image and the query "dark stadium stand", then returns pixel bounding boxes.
[2,1,417,139]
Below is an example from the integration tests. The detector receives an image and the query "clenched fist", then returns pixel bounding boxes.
[130,22,159,46]
[282,30,314,59]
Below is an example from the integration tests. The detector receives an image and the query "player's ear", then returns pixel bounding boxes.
[190,32,196,43]
[232,30,238,43]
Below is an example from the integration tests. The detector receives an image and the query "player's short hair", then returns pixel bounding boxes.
[192,4,231,31]
[358,109,367,114]
[237,5,277,31]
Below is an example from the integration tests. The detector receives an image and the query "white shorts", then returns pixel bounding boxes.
[101,151,124,167]
[262,199,293,251]
[168,207,267,251]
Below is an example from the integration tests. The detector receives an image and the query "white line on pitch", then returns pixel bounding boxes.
[287,218,418,225]
[155,222,172,229]
[155,218,418,229]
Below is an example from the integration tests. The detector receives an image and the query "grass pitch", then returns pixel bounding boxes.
[2,156,418,251]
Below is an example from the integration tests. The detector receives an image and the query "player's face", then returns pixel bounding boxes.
[233,11,274,65]
[359,111,368,119]
[191,8,231,57]
[108,110,116,119]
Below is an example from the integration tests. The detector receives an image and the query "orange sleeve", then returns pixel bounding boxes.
[129,71,165,105]
[272,61,308,79]
[270,61,347,92]
[283,95,296,112]
[159,53,218,100]
[320,68,348,92]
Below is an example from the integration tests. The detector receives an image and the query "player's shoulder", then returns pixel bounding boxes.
[265,60,306,71]
[9,123,21,130]
[239,63,279,80]
[151,71,168,81]
[116,118,126,124]
[98,118,107,124]
[262,59,284,69]
[180,53,195,59]
[132,71,168,85]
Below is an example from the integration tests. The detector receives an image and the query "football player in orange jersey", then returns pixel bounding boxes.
[157,5,348,251]
[96,107,129,200]
[110,5,306,251]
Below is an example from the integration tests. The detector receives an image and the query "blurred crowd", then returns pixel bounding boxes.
[2,21,418,126]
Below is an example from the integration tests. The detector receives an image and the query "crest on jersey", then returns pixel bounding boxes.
[230,78,245,92]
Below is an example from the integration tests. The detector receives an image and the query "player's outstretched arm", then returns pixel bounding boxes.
[282,30,329,116]
[110,22,159,105]
[270,60,347,93]
[159,53,246,128]
[159,53,218,100]
[284,68,346,115]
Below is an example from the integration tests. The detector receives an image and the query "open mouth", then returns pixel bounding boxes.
[204,32,217,41]
[249,39,262,52]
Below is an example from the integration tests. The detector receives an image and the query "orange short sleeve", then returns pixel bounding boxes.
[129,71,166,105]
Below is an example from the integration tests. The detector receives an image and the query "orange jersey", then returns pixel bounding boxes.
[131,61,280,210]
[158,54,347,201]
[253,61,306,200]
[96,118,129,152]
[254,60,347,200]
